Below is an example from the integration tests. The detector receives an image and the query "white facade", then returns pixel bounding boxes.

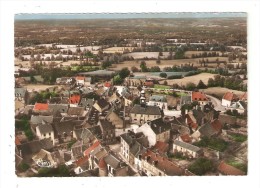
[36,126,55,144]
[147,101,168,110]
[136,123,156,146]
[172,143,201,158]
[222,98,231,107]
[130,113,161,125]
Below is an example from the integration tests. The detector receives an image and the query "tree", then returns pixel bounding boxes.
[188,158,213,175]
[119,67,130,79]
[131,66,139,72]
[159,72,167,78]
[156,56,161,64]
[186,82,196,91]
[207,78,215,87]
[113,75,123,85]
[163,80,168,85]
[140,61,148,72]
[150,66,161,72]
[197,80,207,89]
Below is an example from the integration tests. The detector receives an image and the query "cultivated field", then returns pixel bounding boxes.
[159,72,216,86]
[103,47,136,54]
[24,84,61,92]
[185,51,223,58]
[110,57,229,71]
[203,87,245,98]
[123,52,171,59]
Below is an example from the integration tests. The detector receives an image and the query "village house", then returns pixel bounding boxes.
[192,119,223,141]
[147,95,168,110]
[136,118,171,147]
[35,123,55,145]
[69,94,81,107]
[141,150,184,176]
[32,103,49,114]
[104,152,129,177]
[191,91,209,105]
[15,87,28,104]
[106,110,124,129]
[222,92,239,107]
[97,119,116,145]
[93,98,110,113]
[32,149,64,168]
[172,140,202,158]
[217,161,245,175]
[130,90,161,124]
[74,155,90,175]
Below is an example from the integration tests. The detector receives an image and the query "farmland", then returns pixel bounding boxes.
[159,72,216,86]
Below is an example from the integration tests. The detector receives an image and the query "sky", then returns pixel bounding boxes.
[15,12,247,20]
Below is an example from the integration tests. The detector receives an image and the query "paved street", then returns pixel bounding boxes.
[206,94,226,112]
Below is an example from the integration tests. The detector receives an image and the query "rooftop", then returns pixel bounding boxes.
[130,104,161,115]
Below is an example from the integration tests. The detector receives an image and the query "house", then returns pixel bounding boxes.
[16,138,53,163]
[126,76,146,87]
[88,147,108,171]
[15,88,28,104]
[222,92,239,107]
[106,111,124,129]
[136,118,171,146]
[79,98,94,110]
[36,123,55,145]
[33,103,49,113]
[191,91,209,105]
[56,77,74,85]
[93,98,110,113]
[69,94,81,107]
[84,77,92,86]
[104,152,129,177]
[130,90,161,125]
[143,81,154,88]
[185,111,199,132]
[74,155,90,174]
[141,150,184,176]
[192,119,222,140]
[147,95,168,110]
[130,104,161,125]
[151,141,169,157]
[76,76,85,86]
[98,119,116,145]
[104,81,111,88]
[180,95,192,106]
[120,131,149,165]
[32,149,64,168]
[217,161,245,175]
[48,104,69,116]
[67,107,86,117]
[172,140,202,158]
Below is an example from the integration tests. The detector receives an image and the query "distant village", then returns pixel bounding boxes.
[15,68,247,177]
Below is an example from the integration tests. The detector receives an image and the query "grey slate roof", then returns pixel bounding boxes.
[130,104,161,115]
[99,119,115,131]
[149,95,167,102]
[173,140,201,152]
[104,153,127,169]
[180,95,192,106]
[48,104,69,114]
[17,138,53,157]
[30,115,53,125]
[150,118,171,134]
[15,88,27,97]
[79,98,94,108]
[54,120,84,135]
[37,123,53,134]
[67,107,85,116]
[96,98,110,109]
[199,122,216,137]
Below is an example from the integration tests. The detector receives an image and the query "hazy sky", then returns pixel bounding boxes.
[15,12,246,20]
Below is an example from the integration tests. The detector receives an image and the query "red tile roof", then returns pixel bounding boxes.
[222,92,239,101]
[144,81,154,87]
[98,158,107,169]
[153,141,169,154]
[76,76,85,81]
[33,103,49,111]
[211,119,222,132]
[15,136,21,145]
[240,92,247,101]
[218,161,245,175]
[69,94,81,104]
[84,141,100,157]
[186,114,198,130]
[180,134,192,143]
[142,150,184,176]
[104,82,111,87]
[192,91,208,101]
[75,155,89,167]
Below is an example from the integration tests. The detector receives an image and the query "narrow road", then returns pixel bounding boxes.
[206,94,226,112]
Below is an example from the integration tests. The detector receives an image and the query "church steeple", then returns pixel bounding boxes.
[140,90,146,107]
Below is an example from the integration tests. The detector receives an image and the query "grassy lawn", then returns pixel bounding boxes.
[154,84,171,89]
[229,133,247,142]
[227,159,247,173]
[176,92,189,97]
[194,137,228,152]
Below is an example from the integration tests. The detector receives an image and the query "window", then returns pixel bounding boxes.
[44,133,46,137]
[49,133,51,136]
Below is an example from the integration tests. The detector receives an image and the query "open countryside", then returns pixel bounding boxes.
[14,13,247,177]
